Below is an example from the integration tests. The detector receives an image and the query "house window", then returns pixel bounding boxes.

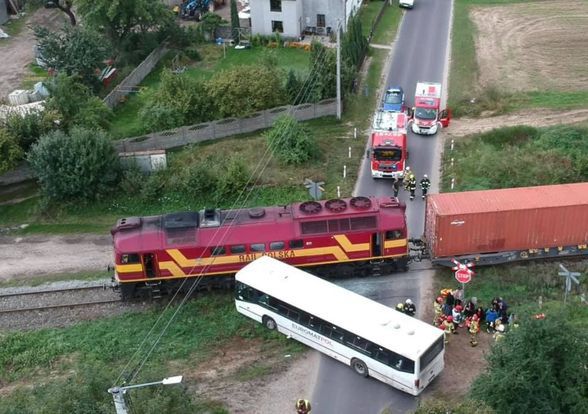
[272,20,284,33]
[317,14,326,28]
[270,0,282,12]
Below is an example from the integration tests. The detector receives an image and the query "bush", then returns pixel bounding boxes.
[207,65,286,118]
[179,158,218,196]
[45,74,113,131]
[119,164,147,195]
[0,129,23,174]
[139,103,185,132]
[3,111,56,152]
[141,70,214,130]
[479,125,538,148]
[265,115,316,165]
[215,157,250,201]
[28,127,121,203]
[415,398,495,414]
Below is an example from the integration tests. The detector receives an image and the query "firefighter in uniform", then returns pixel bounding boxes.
[469,314,480,347]
[296,399,311,414]
[433,296,443,325]
[443,315,455,343]
[403,298,416,316]
[392,177,400,197]
[420,174,431,199]
[404,166,415,183]
[406,175,417,201]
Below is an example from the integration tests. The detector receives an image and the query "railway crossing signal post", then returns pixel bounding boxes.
[558,264,581,304]
[452,259,475,300]
[108,375,183,414]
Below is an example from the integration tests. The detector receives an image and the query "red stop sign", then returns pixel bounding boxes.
[455,268,472,284]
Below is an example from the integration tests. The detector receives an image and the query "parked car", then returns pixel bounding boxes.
[399,0,414,9]
[382,87,405,112]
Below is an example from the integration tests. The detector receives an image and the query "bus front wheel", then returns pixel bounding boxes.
[351,358,369,377]
[263,316,277,330]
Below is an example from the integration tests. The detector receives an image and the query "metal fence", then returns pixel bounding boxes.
[103,44,169,109]
[115,99,338,153]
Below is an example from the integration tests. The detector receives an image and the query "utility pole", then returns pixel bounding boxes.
[336,19,342,120]
[108,376,183,414]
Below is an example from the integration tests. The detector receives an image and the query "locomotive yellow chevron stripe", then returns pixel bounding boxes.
[384,239,408,249]
[159,261,187,277]
[116,264,143,274]
[333,235,370,252]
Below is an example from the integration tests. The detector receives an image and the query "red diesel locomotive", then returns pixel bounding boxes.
[111,196,409,299]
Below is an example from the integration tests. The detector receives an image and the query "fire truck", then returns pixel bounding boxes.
[368,111,408,179]
[410,81,450,135]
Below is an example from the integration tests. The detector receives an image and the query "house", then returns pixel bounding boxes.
[249,0,362,38]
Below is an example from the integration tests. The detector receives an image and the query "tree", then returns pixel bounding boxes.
[285,69,302,104]
[230,0,240,44]
[53,0,77,26]
[200,12,225,41]
[265,115,317,165]
[0,129,23,174]
[28,127,121,203]
[470,312,588,413]
[34,25,109,89]
[76,0,174,47]
[305,42,337,102]
[341,13,368,70]
[207,65,286,117]
[44,74,113,130]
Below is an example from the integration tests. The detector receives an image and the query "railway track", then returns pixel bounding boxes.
[0,284,121,315]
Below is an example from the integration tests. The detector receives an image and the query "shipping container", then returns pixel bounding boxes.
[425,183,588,266]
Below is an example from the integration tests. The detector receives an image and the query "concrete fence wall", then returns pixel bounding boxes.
[103,44,169,109]
[115,99,338,153]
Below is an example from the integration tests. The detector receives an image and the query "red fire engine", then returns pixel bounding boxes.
[368,111,408,179]
[410,81,451,135]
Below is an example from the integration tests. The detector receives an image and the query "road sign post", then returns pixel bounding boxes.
[452,259,475,299]
[558,264,582,304]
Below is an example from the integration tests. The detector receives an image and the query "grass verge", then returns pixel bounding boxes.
[0,270,110,288]
[371,4,403,45]
[0,292,305,411]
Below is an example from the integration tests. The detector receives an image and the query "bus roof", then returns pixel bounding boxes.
[236,256,443,361]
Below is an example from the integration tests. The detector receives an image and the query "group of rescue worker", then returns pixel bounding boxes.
[395,298,416,317]
[434,289,517,346]
[391,166,430,201]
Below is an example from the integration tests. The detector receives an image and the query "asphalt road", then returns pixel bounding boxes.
[311,1,452,412]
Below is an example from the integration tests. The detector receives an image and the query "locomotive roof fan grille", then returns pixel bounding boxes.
[299,200,323,215]
[325,198,348,213]
[350,196,372,210]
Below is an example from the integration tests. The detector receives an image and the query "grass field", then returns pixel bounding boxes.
[0,293,305,411]
[448,0,588,116]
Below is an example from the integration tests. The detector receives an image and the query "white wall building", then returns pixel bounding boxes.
[249,0,362,38]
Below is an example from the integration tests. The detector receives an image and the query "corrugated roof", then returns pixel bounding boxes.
[429,183,588,215]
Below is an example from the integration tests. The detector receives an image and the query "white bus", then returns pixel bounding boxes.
[235,256,444,396]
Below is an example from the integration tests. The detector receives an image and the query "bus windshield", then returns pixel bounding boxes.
[235,256,445,396]
[374,148,402,161]
[415,108,437,120]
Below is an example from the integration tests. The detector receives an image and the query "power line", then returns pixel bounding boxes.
[114,42,338,386]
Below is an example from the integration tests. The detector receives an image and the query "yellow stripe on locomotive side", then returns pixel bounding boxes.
[333,235,370,252]
[159,261,187,277]
[384,239,408,249]
[116,264,143,273]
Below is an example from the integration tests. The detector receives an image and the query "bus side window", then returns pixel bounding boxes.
[289,239,304,249]
[259,294,270,307]
[374,348,390,366]
[298,311,311,327]
[391,352,415,373]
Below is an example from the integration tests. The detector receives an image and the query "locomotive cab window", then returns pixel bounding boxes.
[270,241,285,251]
[289,239,304,249]
[121,253,140,264]
[385,230,403,240]
[230,244,246,254]
[250,243,265,252]
[210,246,226,256]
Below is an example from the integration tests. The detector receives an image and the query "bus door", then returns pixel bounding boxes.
[143,253,158,278]
[371,233,382,257]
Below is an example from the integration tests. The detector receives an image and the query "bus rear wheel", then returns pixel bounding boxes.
[351,358,369,377]
[263,316,277,330]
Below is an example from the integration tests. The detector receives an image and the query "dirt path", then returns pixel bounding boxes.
[0,234,112,280]
[0,8,65,101]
